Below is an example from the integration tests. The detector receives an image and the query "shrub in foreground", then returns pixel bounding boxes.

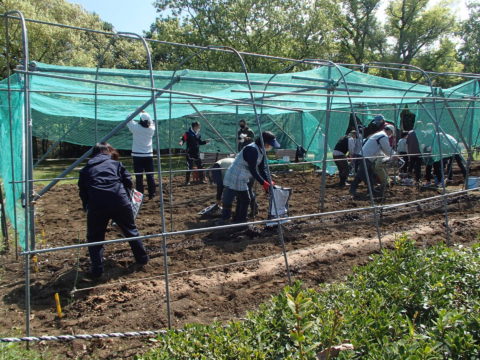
[140,237,480,359]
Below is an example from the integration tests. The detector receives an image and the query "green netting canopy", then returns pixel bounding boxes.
[1,62,479,248]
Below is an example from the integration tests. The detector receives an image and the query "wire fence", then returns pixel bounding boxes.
[1,10,480,350]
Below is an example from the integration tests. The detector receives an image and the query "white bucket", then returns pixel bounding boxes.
[467,176,480,189]
[199,152,205,160]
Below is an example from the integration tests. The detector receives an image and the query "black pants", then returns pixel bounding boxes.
[186,155,203,183]
[350,159,375,195]
[133,156,156,197]
[408,155,422,181]
[210,164,224,201]
[333,154,349,186]
[447,154,467,180]
[221,187,250,223]
[87,206,148,276]
[425,158,448,184]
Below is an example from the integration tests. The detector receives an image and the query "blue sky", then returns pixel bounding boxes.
[68,0,158,34]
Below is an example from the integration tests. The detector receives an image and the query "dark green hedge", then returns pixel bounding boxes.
[140,237,480,359]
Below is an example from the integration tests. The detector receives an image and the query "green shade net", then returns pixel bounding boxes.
[0,74,25,248]
[0,62,479,249]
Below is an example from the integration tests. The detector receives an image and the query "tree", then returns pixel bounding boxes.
[458,1,480,73]
[0,0,145,79]
[385,0,457,69]
[414,39,464,87]
[333,0,386,64]
[149,0,338,73]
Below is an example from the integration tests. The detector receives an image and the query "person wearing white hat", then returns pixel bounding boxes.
[127,111,156,199]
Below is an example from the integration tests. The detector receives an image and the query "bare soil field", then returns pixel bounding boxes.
[1,167,479,359]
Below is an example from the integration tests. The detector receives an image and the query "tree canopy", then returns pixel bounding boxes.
[0,0,146,78]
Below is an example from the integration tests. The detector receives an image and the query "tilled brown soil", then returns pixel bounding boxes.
[0,168,479,359]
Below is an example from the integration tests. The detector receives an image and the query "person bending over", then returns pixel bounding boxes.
[220,131,280,225]
[350,124,395,199]
[78,142,148,278]
[209,157,235,206]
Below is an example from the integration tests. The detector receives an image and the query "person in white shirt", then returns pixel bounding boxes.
[349,126,395,198]
[127,111,156,199]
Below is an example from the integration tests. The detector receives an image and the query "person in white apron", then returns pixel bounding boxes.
[220,131,280,225]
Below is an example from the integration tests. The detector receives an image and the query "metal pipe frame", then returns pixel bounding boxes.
[326,61,383,250]
[320,67,333,212]
[395,61,451,244]
[207,44,293,285]
[14,70,308,113]
[93,36,120,143]
[3,12,19,258]
[3,10,480,341]
[34,76,181,200]
[21,185,480,258]
[188,102,236,154]
[116,31,173,328]
[33,117,83,168]
[4,9,33,341]
[265,115,302,149]
[3,11,480,81]
[229,89,479,101]
[164,46,211,235]
[11,149,471,185]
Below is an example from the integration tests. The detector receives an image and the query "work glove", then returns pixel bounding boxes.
[262,180,275,192]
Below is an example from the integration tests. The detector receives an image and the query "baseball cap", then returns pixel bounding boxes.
[262,131,281,148]
[385,124,395,132]
[140,112,151,122]
[373,114,385,125]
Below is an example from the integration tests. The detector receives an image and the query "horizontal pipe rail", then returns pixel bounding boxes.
[13,151,471,183]
[21,187,480,257]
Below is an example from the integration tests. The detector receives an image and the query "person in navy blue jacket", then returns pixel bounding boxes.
[78,142,148,278]
[179,121,209,184]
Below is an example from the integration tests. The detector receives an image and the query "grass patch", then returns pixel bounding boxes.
[140,237,480,359]
[0,343,48,360]
[32,155,188,186]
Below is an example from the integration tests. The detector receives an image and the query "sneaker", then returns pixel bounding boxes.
[148,193,156,200]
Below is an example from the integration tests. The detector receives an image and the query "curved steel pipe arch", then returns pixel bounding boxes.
[4,9,33,339]
[117,31,173,329]
[208,44,293,285]
[366,61,451,245]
